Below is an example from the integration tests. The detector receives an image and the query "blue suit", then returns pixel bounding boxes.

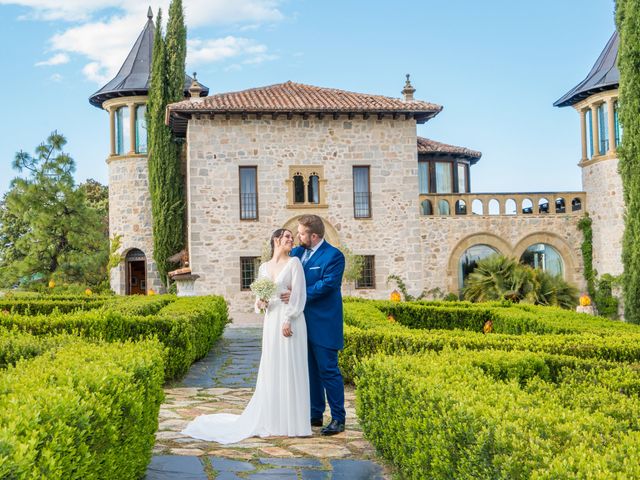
[292,241,346,422]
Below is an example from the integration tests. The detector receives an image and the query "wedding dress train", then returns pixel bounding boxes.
[182,257,311,444]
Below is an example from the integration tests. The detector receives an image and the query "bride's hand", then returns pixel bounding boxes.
[256,299,269,311]
[282,322,293,337]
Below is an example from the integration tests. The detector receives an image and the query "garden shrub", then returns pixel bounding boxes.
[0,339,165,480]
[0,295,229,380]
[0,298,107,315]
[356,349,640,479]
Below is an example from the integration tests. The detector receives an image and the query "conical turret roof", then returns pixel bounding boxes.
[554,31,619,108]
[89,8,208,108]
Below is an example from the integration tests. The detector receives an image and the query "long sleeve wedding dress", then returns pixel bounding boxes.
[182,257,311,444]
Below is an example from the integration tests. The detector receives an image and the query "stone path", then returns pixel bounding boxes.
[146,318,390,479]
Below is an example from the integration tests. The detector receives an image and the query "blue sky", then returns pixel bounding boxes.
[0,0,617,196]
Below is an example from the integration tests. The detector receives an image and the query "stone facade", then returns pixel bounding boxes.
[186,115,422,309]
[107,154,163,294]
[581,156,624,276]
[182,114,585,310]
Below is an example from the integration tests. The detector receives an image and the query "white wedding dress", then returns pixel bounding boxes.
[182,257,311,444]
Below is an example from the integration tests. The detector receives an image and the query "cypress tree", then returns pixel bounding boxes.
[616,0,640,322]
[166,0,187,104]
[147,3,187,287]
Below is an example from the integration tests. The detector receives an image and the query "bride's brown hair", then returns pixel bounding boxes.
[270,228,291,259]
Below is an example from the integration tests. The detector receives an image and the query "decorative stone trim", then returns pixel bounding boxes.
[285,165,328,209]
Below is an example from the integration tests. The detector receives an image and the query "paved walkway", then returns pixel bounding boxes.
[146,313,390,479]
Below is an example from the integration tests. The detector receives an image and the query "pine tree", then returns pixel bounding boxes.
[147,3,187,287]
[616,0,640,322]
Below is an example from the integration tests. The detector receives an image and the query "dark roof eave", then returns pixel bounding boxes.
[553,83,619,108]
[168,108,441,137]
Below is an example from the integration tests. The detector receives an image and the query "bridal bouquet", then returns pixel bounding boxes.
[250,277,277,314]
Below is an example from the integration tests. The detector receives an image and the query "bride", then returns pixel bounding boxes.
[182,228,311,444]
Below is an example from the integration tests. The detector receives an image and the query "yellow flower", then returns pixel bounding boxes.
[48,280,55,289]
[148,289,156,296]
[85,288,92,296]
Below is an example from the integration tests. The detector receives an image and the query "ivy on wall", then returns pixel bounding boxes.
[577,213,596,298]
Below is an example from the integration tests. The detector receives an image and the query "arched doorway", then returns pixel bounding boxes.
[126,248,147,295]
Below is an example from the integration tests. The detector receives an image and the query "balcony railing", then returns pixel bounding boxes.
[419,192,587,217]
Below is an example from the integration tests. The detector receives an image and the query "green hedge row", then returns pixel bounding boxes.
[340,303,640,382]
[0,298,107,315]
[0,327,78,369]
[0,339,165,479]
[368,299,638,335]
[0,296,229,380]
[356,349,640,479]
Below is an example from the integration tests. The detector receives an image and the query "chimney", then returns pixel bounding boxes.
[188,72,204,99]
[401,74,416,101]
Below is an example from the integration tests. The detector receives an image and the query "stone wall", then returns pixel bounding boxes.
[186,115,421,310]
[108,155,163,294]
[581,157,624,276]
[418,214,585,297]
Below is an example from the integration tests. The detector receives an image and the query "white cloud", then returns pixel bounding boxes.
[50,73,63,82]
[2,0,284,83]
[35,53,70,66]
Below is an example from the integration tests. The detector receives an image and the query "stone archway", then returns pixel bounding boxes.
[512,232,580,285]
[282,215,341,247]
[124,248,147,295]
[447,233,513,293]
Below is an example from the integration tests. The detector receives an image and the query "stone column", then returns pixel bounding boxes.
[606,97,616,155]
[579,108,588,161]
[591,104,600,157]
[109,107,116,156]
[129,103,136,154]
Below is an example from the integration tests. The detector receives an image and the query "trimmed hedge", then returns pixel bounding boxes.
[0,298,107,315]
[0,339,165,479]
[0,327,77,369]
[356,349,640,479]
[0,295,229,380]
[340,302,640,382]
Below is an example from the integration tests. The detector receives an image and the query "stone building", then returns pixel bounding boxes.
[90,12,623,311]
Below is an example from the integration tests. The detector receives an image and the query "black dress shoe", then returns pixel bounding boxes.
[321,419,345,436]
[310,418,323,427]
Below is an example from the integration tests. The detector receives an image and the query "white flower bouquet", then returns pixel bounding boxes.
[250,277,277,313]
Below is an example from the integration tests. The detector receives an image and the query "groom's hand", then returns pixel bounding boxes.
[280,288,291,304]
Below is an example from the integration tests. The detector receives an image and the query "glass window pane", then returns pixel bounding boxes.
[598,103,608,154]
[614,101,622,147]
[239,167,257,220]
[458,244,498,289]
[136,105,147,154]
[418,162,429,194]
[293,174,305,203]
[457,164,467,193]
[355,255,375,289]
[586,109,594,158]
[353,166,371,218]
[308,175,319,203]
[435,162,452,193]
[520,243,563,277]
[240,256,260,290]
[115,106,130,155]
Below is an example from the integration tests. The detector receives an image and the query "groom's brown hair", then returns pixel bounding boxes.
[298,214,325,238]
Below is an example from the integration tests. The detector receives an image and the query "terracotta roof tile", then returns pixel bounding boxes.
[167,81,442,135]
[417,136,482,161]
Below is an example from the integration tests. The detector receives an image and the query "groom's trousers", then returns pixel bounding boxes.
[308,341,346,423]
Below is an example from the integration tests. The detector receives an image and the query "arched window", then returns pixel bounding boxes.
[115,106,130,155]
[538,198,549,214]
[293,173,305,203]
[472,199,483,215]
[555,197,566,213]
[308,174,320,204]
[572,197,582,212]
[455,199,467,215]
[420,199,433,215]
[522,198,533,214]
[520,243,564,277]
[505,198,517,215]
[488,199,500,215]
[458,244,499,289]
[135,105,147,154]
[437,199,450,215]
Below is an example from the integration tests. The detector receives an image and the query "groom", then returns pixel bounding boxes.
[282,214,346,435]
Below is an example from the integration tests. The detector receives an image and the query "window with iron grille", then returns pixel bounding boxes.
[355,255,375,289]
[239,166,258,220]
[240,257,261,290]
[353,166,371,218]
